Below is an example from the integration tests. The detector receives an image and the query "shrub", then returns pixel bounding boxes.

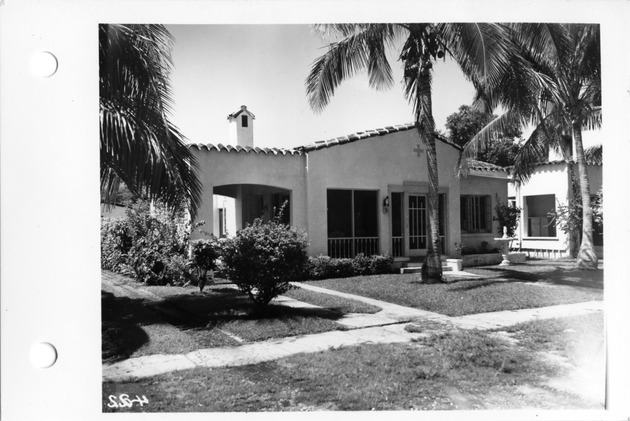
[163,254,195,286]
[190,237,221,284]
[306,254,394,280]
[100,200,192,285]
[494,194,520,237]
[101,218,132,271]
[327,258,356,278]
[221,218,309,306]
[369,254,394,275]
[351,253,372,276]
[306,255,332,280]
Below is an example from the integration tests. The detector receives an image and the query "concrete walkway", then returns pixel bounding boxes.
[102,280,603,382]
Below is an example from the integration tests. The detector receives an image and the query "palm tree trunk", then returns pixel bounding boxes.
[572,122,598,269]
[566,162,581,258]
[416,59,443,282]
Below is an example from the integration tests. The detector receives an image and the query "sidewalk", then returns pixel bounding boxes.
[103,280,603,382]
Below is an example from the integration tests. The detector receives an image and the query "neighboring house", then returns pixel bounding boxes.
[508,159,603,259]
[189,106,510,264]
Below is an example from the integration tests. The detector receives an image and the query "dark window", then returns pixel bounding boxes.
[353,190,378,238]
[525,194,556,237]
[327,189,378,257]
[327,190,352,238]
[460,195,492,233]
[391,193,403,238]
[241,115,248,127]
[391,193,403,257]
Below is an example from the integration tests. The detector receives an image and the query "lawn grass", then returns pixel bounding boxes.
[464,259,603,289]
[284,286,381,314]
[502,312,604,366]
[102,287,344,362]
[305,273,602,316]
[103,313,603,412]
[102,271,381,362]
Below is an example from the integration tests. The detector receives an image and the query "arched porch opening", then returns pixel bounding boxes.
[213,184,292,236]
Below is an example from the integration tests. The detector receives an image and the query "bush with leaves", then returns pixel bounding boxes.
[100,200,193,285]
[368,254,395,275]
[550,189,603,255]
[221,218,309,306]
[190,237,222,286]
[101,217,133,272]
[306,254,394,280]
[494,194,520,237]
[351,253,372,276]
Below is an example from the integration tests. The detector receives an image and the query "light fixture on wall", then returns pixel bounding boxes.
[382,195,390,213]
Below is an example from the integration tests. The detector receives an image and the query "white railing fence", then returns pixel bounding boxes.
[328,237,379,258]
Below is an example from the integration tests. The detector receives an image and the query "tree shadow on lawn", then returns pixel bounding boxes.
[459,265,603,290]
[102,291,153,363]
[102,287,345,363]
[160,288,346,324]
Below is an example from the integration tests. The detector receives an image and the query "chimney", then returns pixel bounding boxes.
[227,105,255,148]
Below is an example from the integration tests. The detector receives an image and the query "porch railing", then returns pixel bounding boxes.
[391,236,404,257]
[328,237,379,258]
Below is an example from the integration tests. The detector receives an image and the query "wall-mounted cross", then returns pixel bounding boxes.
[413,145,425,157]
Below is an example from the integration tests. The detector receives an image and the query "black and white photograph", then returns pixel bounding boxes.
[100,22,607,411]
[2,1,630,420]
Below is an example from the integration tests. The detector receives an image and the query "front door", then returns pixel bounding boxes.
[408,195,427,257]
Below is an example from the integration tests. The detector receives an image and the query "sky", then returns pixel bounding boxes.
[166,24,478,149]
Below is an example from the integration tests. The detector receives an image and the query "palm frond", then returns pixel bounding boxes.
[457,111,519,176]
[99,24,202,216]
[582,104,602,131]
[509,126,554,183]
[306,24,396,113]
[440,23,514,92]
[509,110,573,183]
[585,144,602,165]
[508,23,572,73]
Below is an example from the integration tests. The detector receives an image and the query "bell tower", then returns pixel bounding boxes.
[227,105,255,148]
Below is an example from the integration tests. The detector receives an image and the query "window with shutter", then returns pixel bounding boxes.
[460,195,492,233]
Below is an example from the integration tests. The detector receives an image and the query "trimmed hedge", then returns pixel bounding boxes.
[306,253,394,280]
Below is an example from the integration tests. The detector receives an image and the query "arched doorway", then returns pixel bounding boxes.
[213,184,291,236]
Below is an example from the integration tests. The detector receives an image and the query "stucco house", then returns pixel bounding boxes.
[189,106,510,265]
[508,158,603,259]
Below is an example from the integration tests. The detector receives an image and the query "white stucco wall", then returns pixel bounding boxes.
[189,147,307,239]
[509,162,603,255]
[305,130,463,256]
[512,163,570,252]
[190,130,512,259]
[459,173,509,253]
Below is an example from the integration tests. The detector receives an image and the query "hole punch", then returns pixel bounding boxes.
[29,51,58,78]
[29,342,58,368]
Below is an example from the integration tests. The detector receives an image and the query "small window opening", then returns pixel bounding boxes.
[241,115,248,127]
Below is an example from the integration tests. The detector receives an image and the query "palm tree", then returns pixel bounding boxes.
[306,23,514,282]
[460,24,601,269]
[99,24,202,216]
